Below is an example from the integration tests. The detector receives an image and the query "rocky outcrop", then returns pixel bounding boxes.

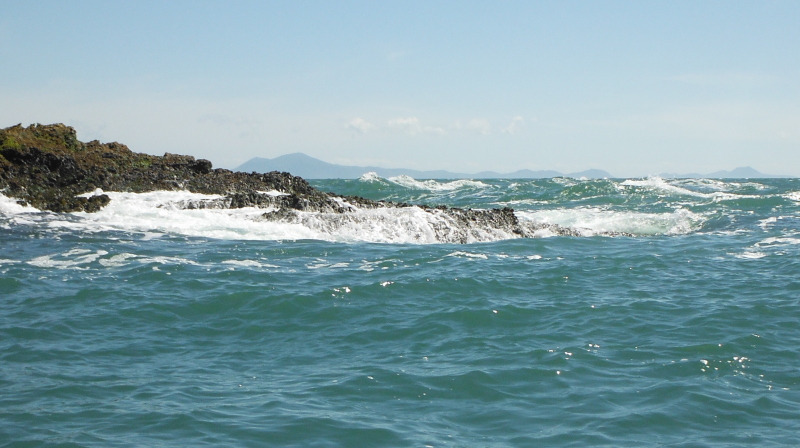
[0,123,598,240]
[0,123,337,213]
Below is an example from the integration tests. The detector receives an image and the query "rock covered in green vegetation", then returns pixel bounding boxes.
[0,123,340,212]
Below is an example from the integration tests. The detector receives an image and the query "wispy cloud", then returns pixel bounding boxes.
[467,119,491,135]
[501,116,524,134]
[387,117,446,136]
[386,50,407,62]
[346,117,375,134]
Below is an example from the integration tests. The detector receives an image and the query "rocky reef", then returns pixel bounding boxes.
[0,123,585,242]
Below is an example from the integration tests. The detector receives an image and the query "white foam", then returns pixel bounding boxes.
[447,251,489,260]
[494,199,551,207]
[331,197,358,211]
[0,193,36,215]
[785,191,800,202]
[136,256,199,266]
[2,190,706,244]
[275,206,518,244]
[77,188,105,198]
[359,172,385,183]
[673,179,767,192]
[735,252,767,259]
[27,249,108,269]
[0,190,510,243]
[386,175,488,191]
[756,237,800,247]
[515,207,702,236]
[256,190,289,197]
[757,216,787,230]
[7,191,513,243]
[222,259,279,268]
[620,177,757,201]
[98,253,139,267]
[63,191,310,240]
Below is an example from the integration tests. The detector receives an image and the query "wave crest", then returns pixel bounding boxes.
[384,175,488,191]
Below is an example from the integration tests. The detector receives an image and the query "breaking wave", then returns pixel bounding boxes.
[359,172,489,191]
[620,177,760,201]
[516,208,702,237]
[1,190,702,243]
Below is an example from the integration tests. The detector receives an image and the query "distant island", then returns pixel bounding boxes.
[237,153,788,179]
[657,167,791,179]
[237,153,611,179]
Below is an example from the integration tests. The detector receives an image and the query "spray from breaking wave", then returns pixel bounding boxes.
[359,172,488,192]
[1,191,703,243]
[516,208,702,237]
[620,177,760,201]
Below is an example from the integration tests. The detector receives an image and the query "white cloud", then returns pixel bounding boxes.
[346,117,374,134]
[387,117,446,136]
[467,119,491,135]
[501,116,524,134]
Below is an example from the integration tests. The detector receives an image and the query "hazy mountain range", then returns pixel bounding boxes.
[236,153,788,179]
[657,166,790,179]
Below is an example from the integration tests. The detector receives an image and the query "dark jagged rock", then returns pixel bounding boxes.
[0,123,334,213]
[1,123,608,240]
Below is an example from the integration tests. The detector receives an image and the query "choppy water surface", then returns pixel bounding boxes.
[2,176,800,447]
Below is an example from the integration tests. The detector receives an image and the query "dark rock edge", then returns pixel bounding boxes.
[0,123,589,241]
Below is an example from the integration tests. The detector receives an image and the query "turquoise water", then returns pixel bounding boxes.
[2,176,800,447]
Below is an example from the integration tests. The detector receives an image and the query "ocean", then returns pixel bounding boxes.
[2,174,799,447]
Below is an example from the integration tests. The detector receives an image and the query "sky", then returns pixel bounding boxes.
[1,0,799,177]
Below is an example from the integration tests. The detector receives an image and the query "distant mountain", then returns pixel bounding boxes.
[659,166,790,179]
[236,153,613,179]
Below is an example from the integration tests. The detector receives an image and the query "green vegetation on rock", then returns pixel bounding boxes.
[0,123,330,212]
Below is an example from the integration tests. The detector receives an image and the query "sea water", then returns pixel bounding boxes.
[1,176,799,447]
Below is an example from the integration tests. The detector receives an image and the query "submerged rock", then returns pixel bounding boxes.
[0,123,607,240]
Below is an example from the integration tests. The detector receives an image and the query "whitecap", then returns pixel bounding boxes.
[515,207,703,236]
[785,191,800,202]
[735,252,767,259]
[620,177,758,201]
[673,178,767,192]
[221,259,279,268]
[386,175,488,191]
[27,249,108,269]
[359,172,386,183]
[446,251,489,260]
[755,237,800,247]
[757,216,787,230]
[98,253,139,268]
[137,256,199,266]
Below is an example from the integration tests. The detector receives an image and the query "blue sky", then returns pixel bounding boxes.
[2,1,798,176]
